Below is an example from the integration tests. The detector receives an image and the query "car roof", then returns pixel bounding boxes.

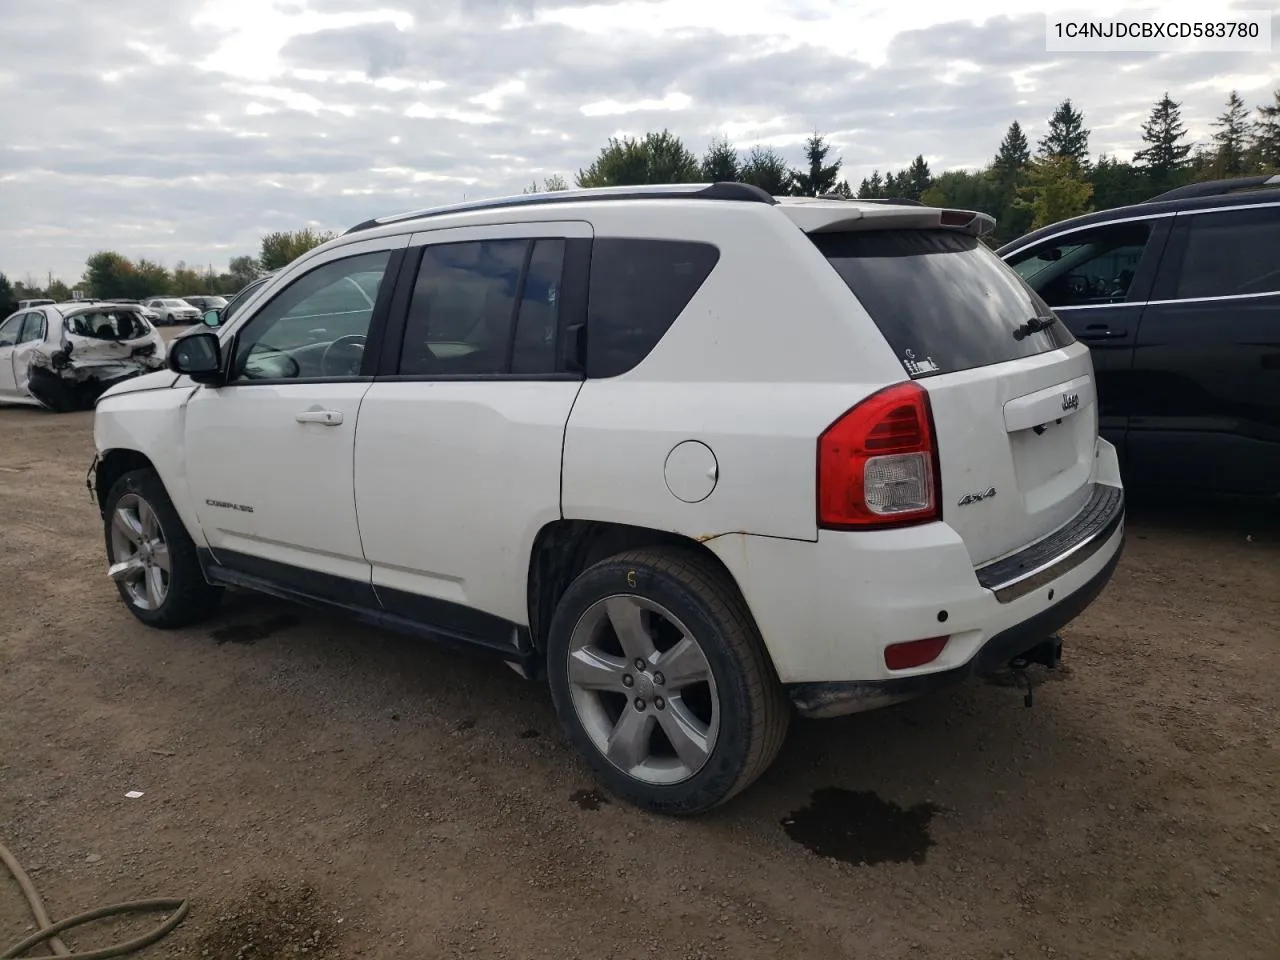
[332,182,992,255]
[996,174,1280,255]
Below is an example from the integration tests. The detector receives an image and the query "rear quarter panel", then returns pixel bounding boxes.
[561,203,907,543]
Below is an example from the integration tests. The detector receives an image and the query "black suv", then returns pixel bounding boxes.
[998,175,1280,498]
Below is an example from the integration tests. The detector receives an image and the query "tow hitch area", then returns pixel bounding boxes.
[1008,635,1063,707]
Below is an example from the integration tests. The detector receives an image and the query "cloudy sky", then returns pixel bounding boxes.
[2,0,1276,284]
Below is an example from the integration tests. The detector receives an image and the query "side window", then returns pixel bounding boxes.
[1007,222,1153,308]
[586,238,720,378]
[18,312,46,344]
[1175,207,1280,299]
[231,250,391,382]
[511,238,565,375]
[0,313,26,347]
[397,238,567,377]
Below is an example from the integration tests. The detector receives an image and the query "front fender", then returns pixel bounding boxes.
[94,384,208,547]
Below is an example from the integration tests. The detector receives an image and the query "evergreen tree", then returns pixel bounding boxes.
[1251,88,1280,172]
[904,155,932,201]
[1037,98,1091,170]
[700,136,741,182]
[992,120,1031,184]
[790,131,843,196]
[919,169,1007,217]
[1091,154,1149,208]
[857,170,885,199]
[1210,91,1251,177]
[1134,92,1193,189]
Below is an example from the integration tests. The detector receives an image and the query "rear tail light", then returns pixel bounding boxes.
[884,636,949,670]
[817,381,941,529]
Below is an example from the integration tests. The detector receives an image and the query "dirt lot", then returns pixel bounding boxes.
[2,402,1278,960]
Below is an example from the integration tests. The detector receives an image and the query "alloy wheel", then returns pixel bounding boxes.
[566,595,720,785]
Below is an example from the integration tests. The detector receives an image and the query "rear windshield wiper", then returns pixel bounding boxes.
[1013,314,1058,341]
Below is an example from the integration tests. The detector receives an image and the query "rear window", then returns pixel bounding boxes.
[813,229,1075,378]
[66,310,149,340]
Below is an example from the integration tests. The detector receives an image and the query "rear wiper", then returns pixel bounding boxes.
[1013,314,1058,341]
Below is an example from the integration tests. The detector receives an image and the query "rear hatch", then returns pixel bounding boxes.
[806,215,1098,567]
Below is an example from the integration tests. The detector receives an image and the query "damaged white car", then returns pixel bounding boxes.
[0,301,168,412]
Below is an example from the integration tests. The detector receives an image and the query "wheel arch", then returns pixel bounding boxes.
[93,449,158,517]
[526,520,749,661]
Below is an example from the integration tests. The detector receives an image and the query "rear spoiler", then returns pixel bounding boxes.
[778,200,996,238]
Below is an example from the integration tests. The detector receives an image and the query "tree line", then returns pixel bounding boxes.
[0,228,335,316]
[4,86,1277,316]
[551,87,1279,247]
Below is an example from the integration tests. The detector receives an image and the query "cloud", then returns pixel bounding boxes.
[1,0,1276,282]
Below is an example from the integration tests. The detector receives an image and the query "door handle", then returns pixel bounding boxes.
[295,409,343,425]
[1078,324,1128,341]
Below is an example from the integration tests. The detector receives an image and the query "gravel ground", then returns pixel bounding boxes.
[2,401,1278,960]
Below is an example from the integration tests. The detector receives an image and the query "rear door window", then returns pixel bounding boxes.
[1173,206,1280,298]
[398,237,569,377]
[813,229,1075,378]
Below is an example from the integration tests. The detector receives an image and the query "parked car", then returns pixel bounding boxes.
[182,295,229,313]
[142,298,201,325]
[173,274,279,341]
[89,183,1125,814]
[17,298,55,310]
[998,174,1280,497]
[0,301,167,411]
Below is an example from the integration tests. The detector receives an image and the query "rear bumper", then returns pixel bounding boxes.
[787,535,1123,718]
[702,440,1126,717]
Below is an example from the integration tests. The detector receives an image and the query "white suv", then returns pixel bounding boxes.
[89,183,1125,815]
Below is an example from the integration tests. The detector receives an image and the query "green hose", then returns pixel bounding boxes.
[1,838,187,959]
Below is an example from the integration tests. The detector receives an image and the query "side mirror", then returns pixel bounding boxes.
[203,309,221,327]
[168,331,223,384]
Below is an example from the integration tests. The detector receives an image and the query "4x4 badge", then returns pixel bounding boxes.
[957,487,996,506]
[1062,392,1080,412]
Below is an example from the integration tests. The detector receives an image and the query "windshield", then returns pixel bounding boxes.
[812,229,1076,378]
[221,279,268,323]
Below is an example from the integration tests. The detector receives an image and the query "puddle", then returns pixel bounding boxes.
[212,613,301,645]
[782,788,939,865]
[519,728,540,739]
[570,789,610,811]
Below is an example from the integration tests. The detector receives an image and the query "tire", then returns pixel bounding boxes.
[102,468,222,628]
[546,547,790,815]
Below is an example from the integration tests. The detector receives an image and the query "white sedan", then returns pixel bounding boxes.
[0,301,168,412]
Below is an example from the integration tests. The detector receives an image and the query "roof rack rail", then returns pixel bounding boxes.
[1146,174,1280,203]
[854,197,927,207]
[344,181,777,235]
